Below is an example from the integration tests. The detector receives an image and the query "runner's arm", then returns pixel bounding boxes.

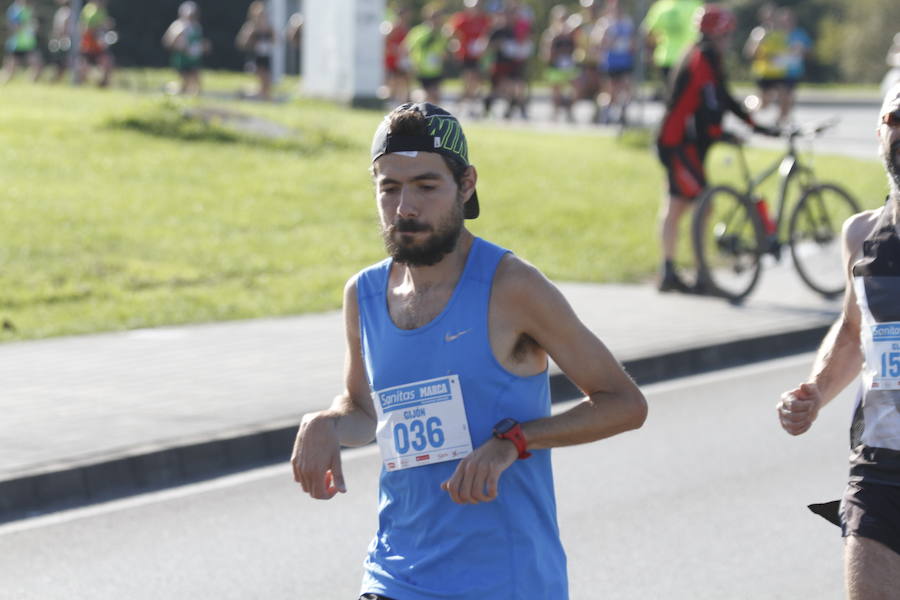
[291,277,376,498]
[508,262,648,449]
[807,213,873,400]
[777,212,873,435]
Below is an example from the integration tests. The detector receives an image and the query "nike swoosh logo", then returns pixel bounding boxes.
[444,329,471,343]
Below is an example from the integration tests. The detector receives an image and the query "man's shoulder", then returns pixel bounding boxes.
[492,252,552,300]
[844,207,883,249]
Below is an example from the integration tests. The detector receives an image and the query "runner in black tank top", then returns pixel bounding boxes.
[777,82,900,597]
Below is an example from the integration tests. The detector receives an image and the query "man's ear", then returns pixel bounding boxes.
[461,165,478,202]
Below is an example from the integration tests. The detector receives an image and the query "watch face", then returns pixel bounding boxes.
[494,418,517,435]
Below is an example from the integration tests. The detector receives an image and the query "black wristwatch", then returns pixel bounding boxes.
[492,418,531,459]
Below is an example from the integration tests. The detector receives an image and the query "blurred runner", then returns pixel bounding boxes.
[447,0,491,117]
[743,3,788,123]
[78,0,115,88]
[383,5,412,105]
[641,0,701,98]
[777,7,811,126]
[405,4,449,104]
[1,0,41,84]
[540,4,578,122]
[655,4,771,293]
[236,1,276,101]
[484,2,533,120]
[592,0,636,125]
[572,0,602,111]
[776,83,900,599]
[46,0,72,83]
[162,1,209,96]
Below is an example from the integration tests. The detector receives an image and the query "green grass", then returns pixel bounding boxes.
[0,76,889,342]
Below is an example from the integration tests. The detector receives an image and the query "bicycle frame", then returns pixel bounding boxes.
[722,135,812,240]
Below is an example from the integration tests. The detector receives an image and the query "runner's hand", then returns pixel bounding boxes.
[777,382,822,436]
[440,438,518,504]
[292,412,347,499]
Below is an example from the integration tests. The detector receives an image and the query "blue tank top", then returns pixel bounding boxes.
[356,238,568,599]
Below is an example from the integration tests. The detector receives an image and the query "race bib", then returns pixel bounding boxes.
[864,322,900,391]
[373,375,473,471]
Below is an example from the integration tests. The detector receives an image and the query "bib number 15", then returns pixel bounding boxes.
[393,417,445,454]
[881,351,900,377]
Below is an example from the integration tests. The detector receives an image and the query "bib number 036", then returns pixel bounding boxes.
[393,417,445,454]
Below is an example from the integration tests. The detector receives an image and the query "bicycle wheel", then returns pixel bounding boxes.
[692,185,765,302]
[789,183,860,298]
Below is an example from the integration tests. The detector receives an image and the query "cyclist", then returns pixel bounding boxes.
[776,82,900,598]
[655,3,773,293]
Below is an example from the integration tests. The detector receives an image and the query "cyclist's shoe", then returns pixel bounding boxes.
[691,275,716,296]
[657,270,692,293]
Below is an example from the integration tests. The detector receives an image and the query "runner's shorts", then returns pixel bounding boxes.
[657,142,709,200]
[840,480,900,556]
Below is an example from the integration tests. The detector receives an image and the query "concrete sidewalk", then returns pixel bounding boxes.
[0,259,840,522]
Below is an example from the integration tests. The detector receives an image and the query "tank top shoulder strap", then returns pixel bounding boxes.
[355,258,391,306]
[854,198,900,277]
[464,238,510,290]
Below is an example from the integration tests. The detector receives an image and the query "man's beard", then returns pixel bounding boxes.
[382,198,464,267]
[881,139,900,197]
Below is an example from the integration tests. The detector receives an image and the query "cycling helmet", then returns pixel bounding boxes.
[696,4,736,36]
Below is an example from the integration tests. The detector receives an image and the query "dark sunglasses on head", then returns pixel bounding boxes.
[883,108,900,127]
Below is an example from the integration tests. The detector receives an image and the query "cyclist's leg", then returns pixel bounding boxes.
[657,144,705,291]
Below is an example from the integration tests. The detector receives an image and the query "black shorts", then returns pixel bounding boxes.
[254,55,271,72]
[606,66,634,80]
[756,78,793,91]
[461,57,482,72]
[657,142,709,200]
[418,75,442,90]
[840,480,900,556]
[492,60,526,83]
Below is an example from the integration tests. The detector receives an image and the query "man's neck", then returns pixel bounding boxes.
[891,190,900,228]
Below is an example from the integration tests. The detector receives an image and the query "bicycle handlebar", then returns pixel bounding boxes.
[786,116,841,140]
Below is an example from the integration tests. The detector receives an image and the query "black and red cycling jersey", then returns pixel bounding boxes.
[658,39,753,148]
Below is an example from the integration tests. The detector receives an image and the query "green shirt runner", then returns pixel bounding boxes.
[642,0,702,69]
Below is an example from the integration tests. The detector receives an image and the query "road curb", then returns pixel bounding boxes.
[0,324,828,524]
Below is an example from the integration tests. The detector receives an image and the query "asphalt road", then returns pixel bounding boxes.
[0,354,855,599]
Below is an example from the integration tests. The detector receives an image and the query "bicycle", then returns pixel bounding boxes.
[691,119,861,303]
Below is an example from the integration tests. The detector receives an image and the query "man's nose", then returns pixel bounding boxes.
[397,186,419,218]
